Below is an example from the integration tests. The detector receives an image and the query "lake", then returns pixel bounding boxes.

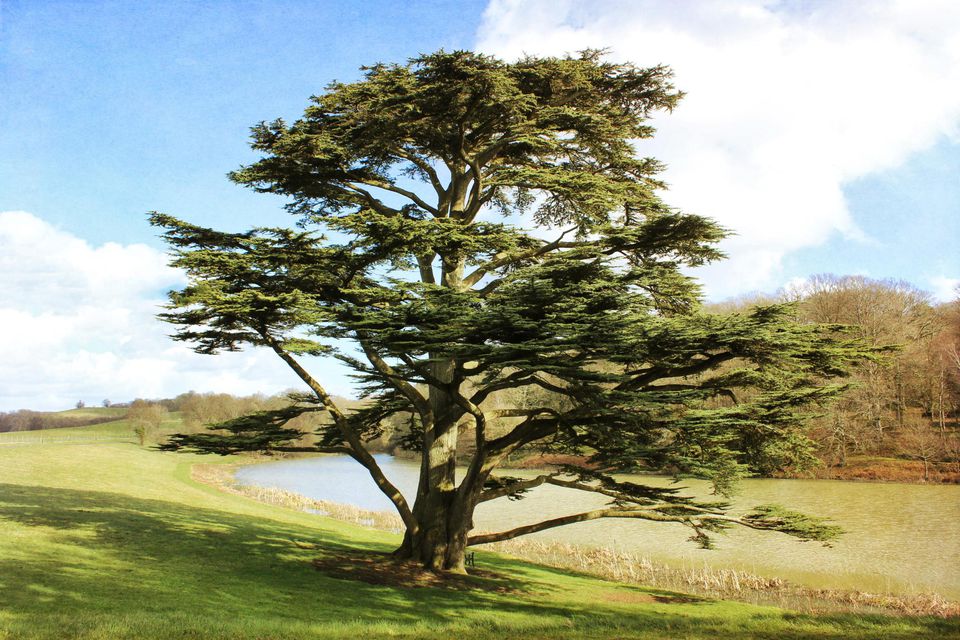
[235,454,960,598]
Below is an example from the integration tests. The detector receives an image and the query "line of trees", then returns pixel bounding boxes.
[710,275,959,478]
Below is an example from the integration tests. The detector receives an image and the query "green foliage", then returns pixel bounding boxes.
[743,504,844,544]
[159,405,311,455]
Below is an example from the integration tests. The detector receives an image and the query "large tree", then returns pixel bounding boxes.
[153,50,873,572]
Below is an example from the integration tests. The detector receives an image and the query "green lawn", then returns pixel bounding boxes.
[0,439,956,639]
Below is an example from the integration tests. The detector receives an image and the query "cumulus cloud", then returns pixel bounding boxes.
[0,211,350,411]
[477,0,960,298]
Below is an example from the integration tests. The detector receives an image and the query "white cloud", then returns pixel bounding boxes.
[477,0,960,298]
[929,276,960,302]
[0,211,350,411]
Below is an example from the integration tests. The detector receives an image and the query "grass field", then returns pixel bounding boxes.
[0,429,957,639]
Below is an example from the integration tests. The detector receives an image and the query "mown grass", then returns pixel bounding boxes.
[55,407,130,419]
[0,440,957,639]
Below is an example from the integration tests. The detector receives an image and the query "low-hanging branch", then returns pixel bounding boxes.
[467,503,841,547]
[468,508,691,546]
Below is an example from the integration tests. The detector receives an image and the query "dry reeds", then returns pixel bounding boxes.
[480,538,959,617]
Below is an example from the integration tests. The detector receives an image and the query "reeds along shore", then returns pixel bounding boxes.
[192,464,959,618]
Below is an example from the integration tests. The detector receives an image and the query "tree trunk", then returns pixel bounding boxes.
[393,470,481,573]
[394,511,473,572]
[393,349,475,572]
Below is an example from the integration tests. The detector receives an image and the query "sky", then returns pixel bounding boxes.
[1,0,958,411]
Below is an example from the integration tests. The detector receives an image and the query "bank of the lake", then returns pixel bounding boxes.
[512,453,960,484]
[234,454,960,601]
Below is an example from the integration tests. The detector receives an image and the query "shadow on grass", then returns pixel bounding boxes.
[0,482,655,627]
[0,482,956,639]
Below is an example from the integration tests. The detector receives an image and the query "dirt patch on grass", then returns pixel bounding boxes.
[311,550,522,593]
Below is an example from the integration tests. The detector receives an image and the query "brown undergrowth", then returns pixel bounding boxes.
[483,539,960,618]
[795,458,960,484]
[191,461,959,617]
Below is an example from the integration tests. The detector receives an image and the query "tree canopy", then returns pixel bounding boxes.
[153,50,875,572]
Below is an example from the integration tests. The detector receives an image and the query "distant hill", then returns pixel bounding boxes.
[0,407,127,433]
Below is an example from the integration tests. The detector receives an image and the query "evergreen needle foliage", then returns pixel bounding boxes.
[152,50,878,572]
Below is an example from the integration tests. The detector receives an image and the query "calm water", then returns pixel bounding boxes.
[235,454,960,597]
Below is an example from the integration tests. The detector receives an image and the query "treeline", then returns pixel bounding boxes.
[717,275,960,479]
[160,391,359,432]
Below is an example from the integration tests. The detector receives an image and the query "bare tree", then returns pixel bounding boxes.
[128,400,168,446]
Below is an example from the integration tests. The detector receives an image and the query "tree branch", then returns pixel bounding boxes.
[468,507,690,545]
[274,445,354,455]
[646,384,739,404]
[478,473,556,503]
[471,372,570,407]
[349,181,439,217]
[358,340,433,422]
[462,228,580,288]
[489,407,561,418]
[485,415,559,456]
[417,254,436,285]
[461,153,484,222]
[393,150,445,198]
[339,183,402,218]
[619,352,738,391]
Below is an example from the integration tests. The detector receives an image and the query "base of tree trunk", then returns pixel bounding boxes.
[393,529,469,574]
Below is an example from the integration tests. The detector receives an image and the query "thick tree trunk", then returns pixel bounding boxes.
[392,349,475,571]
[393,474,480,573]
[395,504,473,572]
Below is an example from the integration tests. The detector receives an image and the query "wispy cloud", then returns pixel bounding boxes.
[477,0,960,298]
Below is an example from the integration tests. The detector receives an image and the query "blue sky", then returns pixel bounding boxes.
[1,0,958,410]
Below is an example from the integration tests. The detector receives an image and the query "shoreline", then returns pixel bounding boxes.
[195,458,959,618]
[506,452,960,485]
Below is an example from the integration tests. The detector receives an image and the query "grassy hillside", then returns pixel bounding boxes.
[0,408,183,444]
[0,438,957,638]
